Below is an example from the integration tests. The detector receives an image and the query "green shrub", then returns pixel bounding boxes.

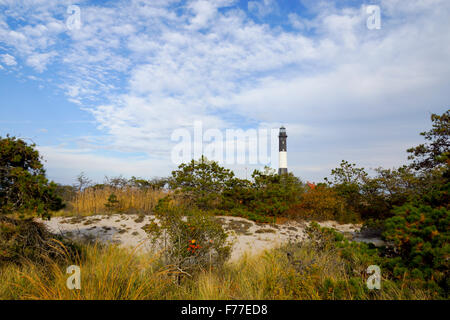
[169,156,235,210]
[221,167,304,221]
[383,203,449,295]
[170,159,305,222]
[145,197,231,278]
[324,160,447,222]
[228,208,274,223]
[407,110,449,171]
[246,168,303,217]
[0,135,63,219]
[104,193,120,212]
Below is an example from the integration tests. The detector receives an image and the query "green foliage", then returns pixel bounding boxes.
[325,160,367,219]
[145,196,231,277]
[220,167,304,221]
[359,166,444,220]
[104,193,120,212]
[0,135,64,219]
[326,160,447,221]
[374,166,438,204]
[220,177,254,209]
[170,156,235,209]
[407,110,449,171]
[81,175,168,192]
[248,168,303,217]
[291,222,445,299]
[129,176,168,190]
[383,204,449,294]
[376,110,450,297]
[170,159,304,221]
[325,160,369,186]
[284,223,387,299]
[227,208,274,223]
[53,184,77,205]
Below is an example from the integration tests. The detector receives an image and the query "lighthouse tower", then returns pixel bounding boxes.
[278,126,288,175]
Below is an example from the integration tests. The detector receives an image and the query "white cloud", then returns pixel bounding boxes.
[187,0,235,30]
[1,0,450,182]
[26,51,57,72]
[187,0,218,29]
[248,0,277,17]
[0,53,17,65]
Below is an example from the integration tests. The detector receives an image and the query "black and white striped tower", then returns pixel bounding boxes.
[278,126,288,175]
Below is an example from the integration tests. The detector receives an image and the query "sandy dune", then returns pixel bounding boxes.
[41,214,379,261]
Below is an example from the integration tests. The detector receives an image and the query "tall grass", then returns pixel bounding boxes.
[62,187,168,216]
[0,242,433,300]
[0,242,176,300]
[186,249,432,300]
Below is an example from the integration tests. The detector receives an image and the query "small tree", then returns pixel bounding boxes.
[75,172,92,192]
[145,197,230,279]
[325,160,368,218]
[383,204,449,291]
[0,135,63,219]
[407,110,449,171]
[170,156,235,209]
[382,110,450,295]
[249,168,304,218]
[104,193,120,212]
[129,176,168,190]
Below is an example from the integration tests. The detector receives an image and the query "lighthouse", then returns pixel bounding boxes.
[278,126,288,175]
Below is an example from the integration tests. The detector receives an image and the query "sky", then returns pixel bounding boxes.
[0,0,449,185]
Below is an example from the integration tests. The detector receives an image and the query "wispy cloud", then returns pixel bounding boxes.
[1,0,449,183]
[0,53,17,65]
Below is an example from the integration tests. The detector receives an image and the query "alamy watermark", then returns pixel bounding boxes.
[66,5,82,30]
[366,5,381,30]
[171,121,280,166]
[366,265,381,290]
[66,265,81,290]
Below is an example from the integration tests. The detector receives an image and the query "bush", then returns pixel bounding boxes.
[0,135,64,219]
[169,156,235,210]
[221,167,304,221]
[104,193,121,212]
[0,215,78,266]
[145,197,231,278]
[285,222,445,299]
[246,169,304,218]
[383,203,449,294]
[170,160,305,222]
[286,185,351,222]
[407,110,449,171]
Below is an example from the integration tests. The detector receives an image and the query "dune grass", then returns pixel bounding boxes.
[54,187,170,217]
[0,238,433,300]
[0,242,178,300]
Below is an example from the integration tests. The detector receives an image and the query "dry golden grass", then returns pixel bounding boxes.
[0,242,176,300]
[0,241,433,300]
[59,187,170,216]
[184,248,433,300]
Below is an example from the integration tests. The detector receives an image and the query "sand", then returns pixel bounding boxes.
[40,214,378,261]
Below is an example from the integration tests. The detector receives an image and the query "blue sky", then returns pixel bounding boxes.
[0,0,449,185]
